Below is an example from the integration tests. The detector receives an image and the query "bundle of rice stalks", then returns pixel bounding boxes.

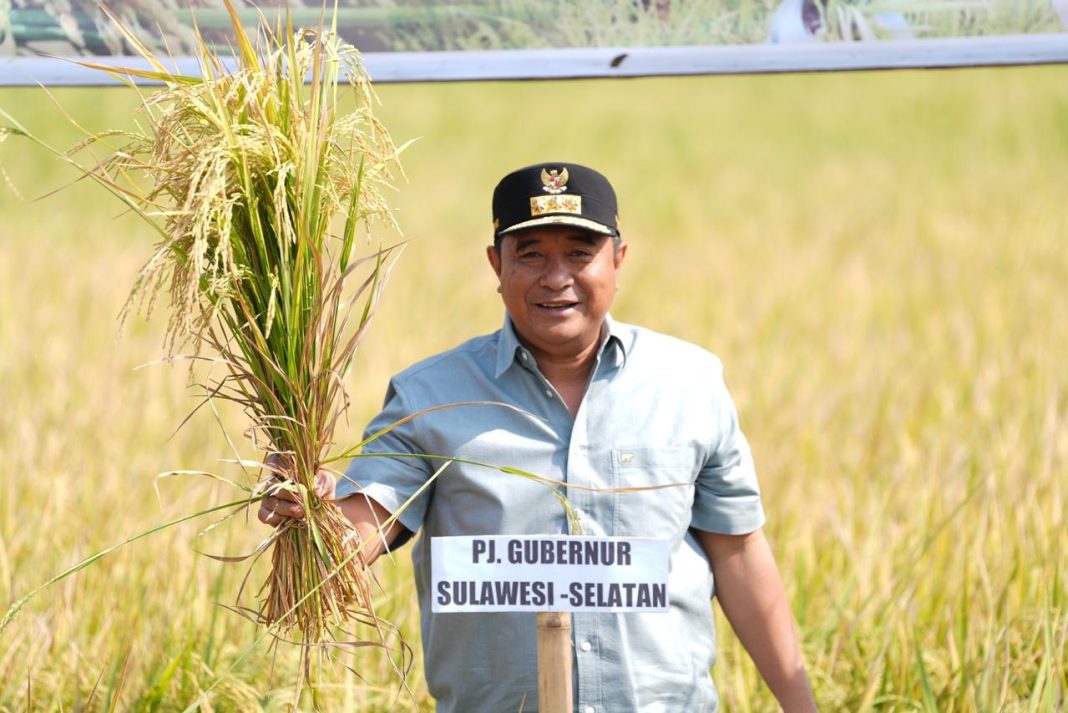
[125,4,403,644]
[4,1,406,656]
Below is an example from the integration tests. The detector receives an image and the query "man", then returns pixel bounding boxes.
[260,162,817,712]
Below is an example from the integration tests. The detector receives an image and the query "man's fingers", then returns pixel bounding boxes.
[314,471,336,500]
[263,455,333,500]
[266,481,302,504]
[256,464,335,526]
[264,452,292,479]
[257,495,305,523]
[258,504,281,526]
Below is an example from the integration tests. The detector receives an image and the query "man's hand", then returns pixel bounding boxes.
[254,454,403,566]
[256,453,336,526]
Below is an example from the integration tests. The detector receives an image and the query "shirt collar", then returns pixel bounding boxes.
[494,313,629,378]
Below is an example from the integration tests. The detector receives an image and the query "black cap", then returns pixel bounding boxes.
[492,162,620,238]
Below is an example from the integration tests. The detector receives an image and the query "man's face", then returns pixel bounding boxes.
[487,226,627,361]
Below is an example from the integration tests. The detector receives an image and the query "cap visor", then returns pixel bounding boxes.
[497,215,616,238]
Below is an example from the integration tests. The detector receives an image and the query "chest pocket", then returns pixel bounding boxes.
[611,446,697,542]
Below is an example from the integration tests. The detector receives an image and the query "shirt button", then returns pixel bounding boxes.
[580,640,592,652]
[545,389,553,398]
[583,706,596,713]
[520,352,528,361]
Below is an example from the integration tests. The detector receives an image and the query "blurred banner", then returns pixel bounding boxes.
[1,1,1066,85]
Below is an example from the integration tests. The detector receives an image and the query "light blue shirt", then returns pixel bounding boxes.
[338,316,765,712]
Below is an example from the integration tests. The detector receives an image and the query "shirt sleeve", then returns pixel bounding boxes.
[336,378,435,538]
[689,365,766,535]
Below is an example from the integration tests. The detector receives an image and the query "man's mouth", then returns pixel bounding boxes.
[534,300,579,313]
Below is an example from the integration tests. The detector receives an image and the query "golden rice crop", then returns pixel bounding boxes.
[1,46,1064,713]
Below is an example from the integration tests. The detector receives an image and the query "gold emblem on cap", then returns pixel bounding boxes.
[541,167,569,195]
[531,194,581,216]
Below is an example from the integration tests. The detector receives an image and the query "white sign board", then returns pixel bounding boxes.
[431,535,670,614]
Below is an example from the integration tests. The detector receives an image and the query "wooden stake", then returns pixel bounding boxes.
[536,611,573,713]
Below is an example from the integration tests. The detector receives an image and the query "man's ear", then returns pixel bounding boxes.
[486,243,503,278]
[614,240,628,269]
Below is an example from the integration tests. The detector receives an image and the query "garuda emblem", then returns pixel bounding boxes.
[541,167,569,195]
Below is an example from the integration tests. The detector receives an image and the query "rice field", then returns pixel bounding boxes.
[1,64,1067,711]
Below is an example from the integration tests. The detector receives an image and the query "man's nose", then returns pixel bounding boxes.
[540,255,573,290]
